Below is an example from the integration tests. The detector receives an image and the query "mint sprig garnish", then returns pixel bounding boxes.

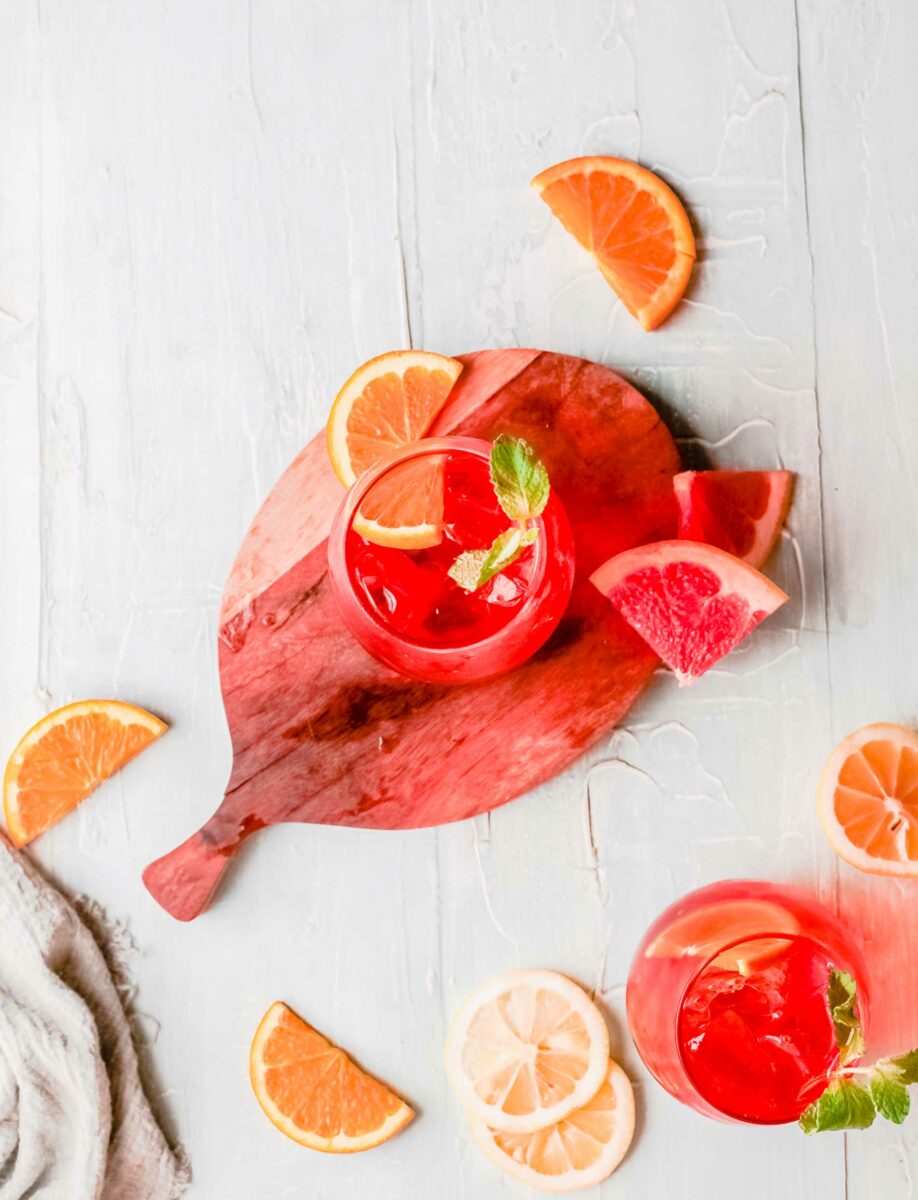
[799,968,918,1134]
[449,436,550,593]
[827,969,865,1065]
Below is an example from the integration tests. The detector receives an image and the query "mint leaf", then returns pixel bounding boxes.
[885,1049,918,1085]
[448,525,539,593]
[799,1078,876,1134]
[870,1069,911,1124]
[827,968,865,1065]
[489,435,550,521]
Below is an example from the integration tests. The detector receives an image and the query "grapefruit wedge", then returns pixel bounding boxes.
[590,540,788,684]
[674,470,794,569]
[532,156,695,330]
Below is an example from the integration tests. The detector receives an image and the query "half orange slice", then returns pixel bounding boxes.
[3,700,167,847]
[326,350,463,487]
[532,156,695,330]
[818,723,918,876]
[250,1001,414,1152]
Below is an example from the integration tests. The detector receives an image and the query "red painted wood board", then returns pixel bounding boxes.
[143,350,681,920]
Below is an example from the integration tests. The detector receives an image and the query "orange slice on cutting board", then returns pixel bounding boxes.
[470,1058,635,1193]
[250,1001,414,1152]
[532,156,695,330]
[3,700,167,847]
[326,350,463,487]
[818,723,918,876]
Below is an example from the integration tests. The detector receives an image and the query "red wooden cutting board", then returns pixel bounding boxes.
[143,350,680,920]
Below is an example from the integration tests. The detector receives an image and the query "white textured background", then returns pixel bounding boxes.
[3,0,918,1196]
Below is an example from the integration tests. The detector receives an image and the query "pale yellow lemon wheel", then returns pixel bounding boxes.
[444,969,610,1134]
[470,1058,635,1192]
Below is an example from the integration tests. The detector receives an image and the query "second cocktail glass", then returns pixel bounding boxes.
[626,880,870,1125]
[327,436,575,685]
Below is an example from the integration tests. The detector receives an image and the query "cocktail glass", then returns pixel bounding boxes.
[327,436,575,685]
[626,879,869,1124]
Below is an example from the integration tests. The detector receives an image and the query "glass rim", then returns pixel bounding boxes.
[328,435,557,656]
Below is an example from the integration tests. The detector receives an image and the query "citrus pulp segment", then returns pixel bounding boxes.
[674,469,794,569]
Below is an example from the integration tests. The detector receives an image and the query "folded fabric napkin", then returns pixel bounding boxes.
[0,836,189,1199]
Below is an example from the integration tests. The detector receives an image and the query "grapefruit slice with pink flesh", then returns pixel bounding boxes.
[673,470,794,570]
[590,540,788,685]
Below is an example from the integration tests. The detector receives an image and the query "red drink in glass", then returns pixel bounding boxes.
[327,437,575,684]
[626,880,869,1124]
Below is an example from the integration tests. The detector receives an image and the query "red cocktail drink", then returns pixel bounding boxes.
[327,437,575,684]
[627,880,869,1124]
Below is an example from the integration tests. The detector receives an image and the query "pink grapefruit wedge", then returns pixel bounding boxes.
[590,540,788,684]
[673,470,793,570]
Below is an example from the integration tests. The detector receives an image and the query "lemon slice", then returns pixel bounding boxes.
[470,1058,635,1192]
[444,969,610,1134]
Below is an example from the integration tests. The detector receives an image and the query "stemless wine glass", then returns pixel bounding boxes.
[327,437,575,685]
[626,880,870,1124]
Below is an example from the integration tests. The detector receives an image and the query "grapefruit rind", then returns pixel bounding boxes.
[531,156,696,331]
[249,1002,414,1153]
[326,350,463,488]
[443,969,610,1135]
[3,700,167,848]
[673,470,794,570]
[817,723,918,878]
[468,1058,635,1193]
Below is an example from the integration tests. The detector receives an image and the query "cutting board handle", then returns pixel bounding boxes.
[143,825,238,922]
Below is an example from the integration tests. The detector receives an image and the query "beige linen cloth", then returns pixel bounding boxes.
[0,836,189,1199]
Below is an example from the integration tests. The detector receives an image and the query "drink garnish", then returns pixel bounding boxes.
[448,435,549,592]
[799,968,918,1133]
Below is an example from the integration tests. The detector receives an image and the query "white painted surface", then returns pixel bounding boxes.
[2,0,917,1195]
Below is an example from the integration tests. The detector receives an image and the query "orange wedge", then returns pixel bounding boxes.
[352,453,445,550]
[532,156,695,330]
[3,700,166,847]
[470,1059,635,1193]
[444,969,610,1134]
[818,723,918,876]
[250,1001,414,1153]
[326,350,463,487]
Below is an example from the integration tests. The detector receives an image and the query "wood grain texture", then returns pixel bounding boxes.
[2,0,917,1195]
[143,350,680,919]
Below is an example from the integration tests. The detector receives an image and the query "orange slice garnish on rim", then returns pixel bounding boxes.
[818,722,918,876]
[326,350,463,487]
[3,700,167,847]
[532,156,696,331]
[250,1001,414,1153]
[352,453,445,550]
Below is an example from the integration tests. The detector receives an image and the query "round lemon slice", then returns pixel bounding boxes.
[444,969,610,1134]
